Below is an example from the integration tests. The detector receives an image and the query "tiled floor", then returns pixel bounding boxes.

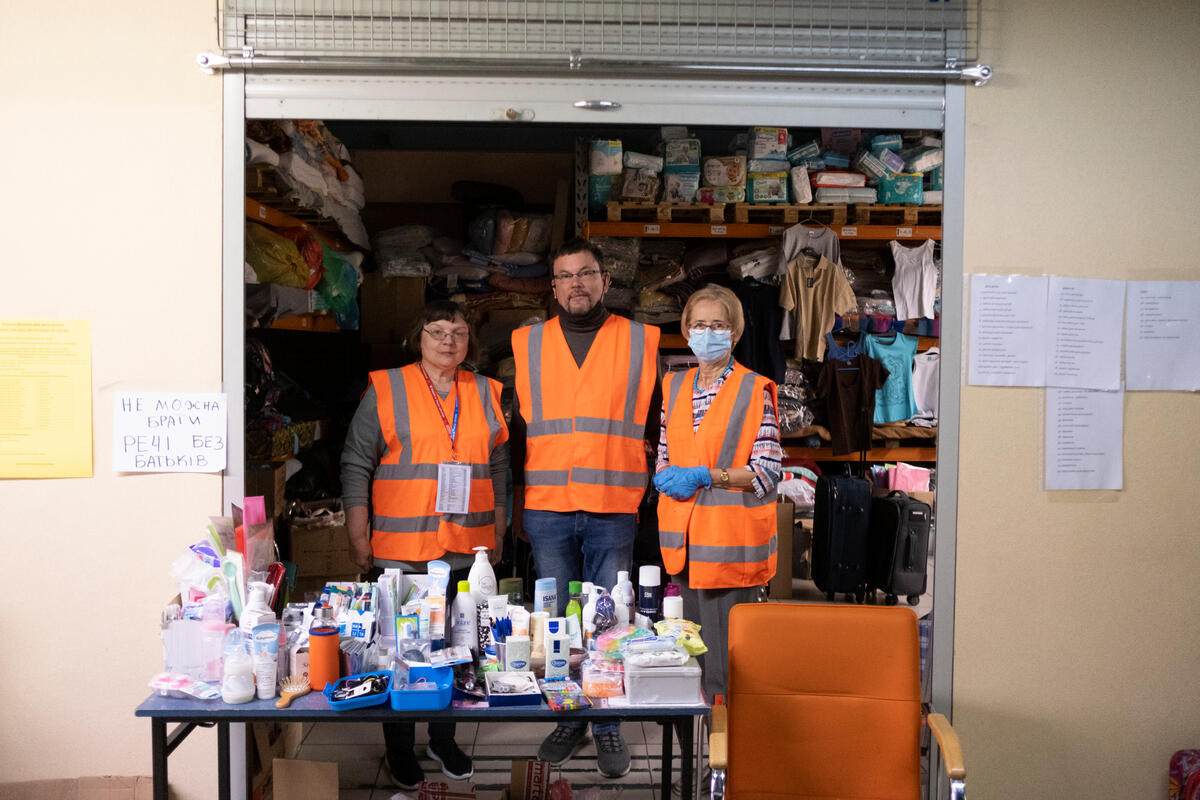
[295,717,705,799]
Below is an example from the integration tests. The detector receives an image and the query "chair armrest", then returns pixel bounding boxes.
[926,713,965,780]
[709,704,728,770]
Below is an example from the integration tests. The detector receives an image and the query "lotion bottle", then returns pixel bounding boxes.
[450,580,478,654]
[468,547,498,603]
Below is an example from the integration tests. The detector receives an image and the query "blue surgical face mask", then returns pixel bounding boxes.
[688,328,733,363]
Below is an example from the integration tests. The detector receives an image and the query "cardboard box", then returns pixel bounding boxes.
[288,499,360,577]
[272,759,338,800]
[500,760,552,800]
[0,777,153,800]
[246,461,287,519]
[360,274,427,344]
[793,517,813,580]
[770,498,795,600]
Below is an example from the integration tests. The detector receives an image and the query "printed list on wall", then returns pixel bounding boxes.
[112,392,227,473]
[0,319,93,478]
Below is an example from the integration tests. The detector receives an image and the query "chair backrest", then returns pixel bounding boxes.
[726,602,922,800]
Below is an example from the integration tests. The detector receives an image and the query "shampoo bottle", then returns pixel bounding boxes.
[450,580,478,654]
[468,546,498,602]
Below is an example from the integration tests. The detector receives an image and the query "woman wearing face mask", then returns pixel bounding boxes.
[652,284,783,701]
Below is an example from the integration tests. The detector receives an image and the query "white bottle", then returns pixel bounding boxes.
[611,570,636,607]
[239,583,276,634]
[450,580,478,654]
[220,630,255,704]
[581,587,602,647]
[468,546,498,603]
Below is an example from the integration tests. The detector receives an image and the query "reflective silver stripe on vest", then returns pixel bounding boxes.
[624,321,646,422]
[376,510,493,533]
[525,469,569,486]
[688,535,778,565]
[659,530,686,549]
[526,418,573,437]
[570,467,648,488]
[527,323,545,423]
[473,372,502,446]
[376,462,491,481]
[385,368,415,468]
[696,486,777,509]
[575,416,645,439]
[716,372,758,469]
[666,369,688,422]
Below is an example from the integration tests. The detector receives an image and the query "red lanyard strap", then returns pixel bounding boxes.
[417,364,460,458]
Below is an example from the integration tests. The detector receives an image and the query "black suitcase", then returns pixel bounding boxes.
[868,490,931,606]
[811,471,872,603]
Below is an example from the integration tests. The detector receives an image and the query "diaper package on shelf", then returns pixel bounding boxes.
[747,126,788,160]
[697,185,746,203]
[702,156,746,187]
[619,168,660,202]
[906,148,944,173]
[590,140,623,175]
[747,157,791,174]
[822,151,851,169]
[927,164,944,190]
[623,151,663,172]
[870,133,903,154]
[923,190,943,205]
[790,166,813,204]
[879,149,906,175]
[812,170,867,188]
[878,173,924,204]
[854,151,889,182]
[747,172,789,203]
[664,139,701,172]
[663,171,701,203]
[589,174,622,212]
[787,140,822,164]
[821,127,862,154]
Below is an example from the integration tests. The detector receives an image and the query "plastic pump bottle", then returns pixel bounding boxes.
[611,571,634,625]
[450,580,478,654]
[468,546,497,603]
[239,582,276,634]
[581,586,602,647]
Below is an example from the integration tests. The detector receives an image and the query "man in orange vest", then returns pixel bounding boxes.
[511,238,660,778]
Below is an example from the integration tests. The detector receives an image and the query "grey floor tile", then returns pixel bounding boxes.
[306,721,386,745]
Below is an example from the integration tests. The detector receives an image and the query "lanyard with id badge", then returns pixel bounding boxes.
[419,364,471,515]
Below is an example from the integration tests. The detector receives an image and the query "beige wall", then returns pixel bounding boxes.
[1,1,1197,799]
[957,1,1200,796]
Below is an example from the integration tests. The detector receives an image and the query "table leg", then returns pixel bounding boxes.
[152,719,168,800]
[660,720,674,799]
[676,718,694,800]
[217,722,231,800]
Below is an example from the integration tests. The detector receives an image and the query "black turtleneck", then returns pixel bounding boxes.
[556,300,610,367]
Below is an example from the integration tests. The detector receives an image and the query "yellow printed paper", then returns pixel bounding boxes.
[0,319,93,478]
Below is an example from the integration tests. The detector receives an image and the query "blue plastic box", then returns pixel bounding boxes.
[389,664,453,711]
[323,670,394,711]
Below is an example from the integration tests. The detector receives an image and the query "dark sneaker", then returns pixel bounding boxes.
[386,748,423,790]
[426,738,474,780]
[595,729,631,778]
[537,724,590,765]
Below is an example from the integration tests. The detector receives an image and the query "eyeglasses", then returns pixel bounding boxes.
[688,322,731,333]
[552,267,603,284]
[423,327,470,343]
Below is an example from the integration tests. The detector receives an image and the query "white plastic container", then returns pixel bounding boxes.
[239,584,275,634]
[449,580,478,653]
[468,546,497,602]
[624,658,703,705]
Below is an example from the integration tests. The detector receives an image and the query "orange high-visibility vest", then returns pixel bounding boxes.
[657,361,778,589]
[512,315,660,513]
[369,363,508,562]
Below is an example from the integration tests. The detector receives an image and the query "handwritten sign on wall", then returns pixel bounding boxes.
[112,392,227,473]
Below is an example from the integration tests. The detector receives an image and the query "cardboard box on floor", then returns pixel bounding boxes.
[499,759,553,800]
[288,499,359,578]
[272,759,338,800]
[0,777,153,800]
[769,498,795,600]
[246,462,287,520]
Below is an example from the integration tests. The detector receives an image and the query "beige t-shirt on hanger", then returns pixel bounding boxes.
[779,253,858,361]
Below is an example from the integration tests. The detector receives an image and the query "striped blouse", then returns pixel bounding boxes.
[655,359,784,498]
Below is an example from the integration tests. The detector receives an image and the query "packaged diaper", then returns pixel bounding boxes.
[660,125,689,141]
[702,156,746,187]
[663,171,701,203]
[747,158,791,174]
[927,164,944,190]
[623,151,663,172]
[789,166,813,204]
[590,140,623,175]
[878,172,924,204]
[870,133,903,154]
[619,168,660,202]
[822,151,851,169]
[589,174,620,212]
[747,173,789,203]
[787,140,821,164]
[664,139,701,171]
[800,157,826,172]
[747,126,788,160]
[812,170,867,188]
[906,148,944,173]
[821,127,861,154]
[923,190,944,205]
[878,149,906,175]
[854,151,889,181]
[696,185,746,204]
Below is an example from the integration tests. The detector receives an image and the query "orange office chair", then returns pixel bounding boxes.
[709,603,965,799]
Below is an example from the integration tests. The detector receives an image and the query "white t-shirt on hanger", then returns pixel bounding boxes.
[890,239,938,320]
[911,346,940,424]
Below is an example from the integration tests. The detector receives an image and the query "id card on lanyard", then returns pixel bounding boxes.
[420,364,472,515]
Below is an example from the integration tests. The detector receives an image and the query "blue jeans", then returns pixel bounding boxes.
[524,509,636,736]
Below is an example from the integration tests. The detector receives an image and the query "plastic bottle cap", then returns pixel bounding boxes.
[617,570,630,584]
[581,582,594,595]
[569,581,583,594]
[639,564,661,587]
[473,546,489,555]
[457,580,471,593]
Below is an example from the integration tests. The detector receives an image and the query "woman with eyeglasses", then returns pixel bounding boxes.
[652,283,783,702]
[341,299,508,788]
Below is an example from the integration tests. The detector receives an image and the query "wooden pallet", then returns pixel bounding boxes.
[852,204,943,226]
[606,201,726,223]
[733,202,848,225]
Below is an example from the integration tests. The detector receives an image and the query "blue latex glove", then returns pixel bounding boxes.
[654,465,711,500]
